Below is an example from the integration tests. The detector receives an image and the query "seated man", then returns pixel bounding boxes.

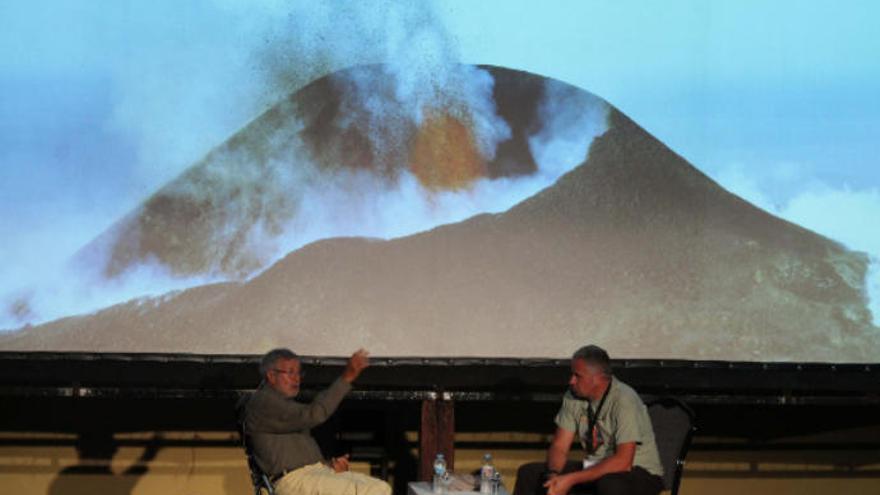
[241,347,391,495]
[514,345,664,495]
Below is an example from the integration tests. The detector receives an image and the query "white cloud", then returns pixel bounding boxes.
[711,163,880,325]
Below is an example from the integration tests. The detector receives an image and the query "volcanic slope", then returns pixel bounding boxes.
[2,104,875,361]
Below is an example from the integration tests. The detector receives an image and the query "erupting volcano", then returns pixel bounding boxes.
[1,65,876,362]
[70,65,556,281]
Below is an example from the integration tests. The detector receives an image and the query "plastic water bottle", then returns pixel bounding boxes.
[480,453,495,494]
[432,453,447,493]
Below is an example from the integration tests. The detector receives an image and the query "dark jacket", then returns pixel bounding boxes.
[242,377,351,477]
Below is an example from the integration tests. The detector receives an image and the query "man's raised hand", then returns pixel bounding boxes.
[342,348,370,383]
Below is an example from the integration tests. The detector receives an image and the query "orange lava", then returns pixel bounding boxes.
[408,110,487,190]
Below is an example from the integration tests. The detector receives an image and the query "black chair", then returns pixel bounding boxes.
[237,393,276,495]
[645,397,696,495]
[567,396,696,495]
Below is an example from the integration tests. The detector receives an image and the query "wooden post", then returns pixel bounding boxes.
[419,392,455,481]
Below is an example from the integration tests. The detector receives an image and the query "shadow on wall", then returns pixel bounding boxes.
[47,430,162,495]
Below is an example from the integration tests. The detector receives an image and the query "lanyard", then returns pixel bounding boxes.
[585,377,612,454]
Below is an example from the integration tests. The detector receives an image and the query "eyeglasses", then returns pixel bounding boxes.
[272,368,305,378]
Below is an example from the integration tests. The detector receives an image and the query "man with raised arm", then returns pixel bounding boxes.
[513,345,664,495]
[242,347,391,495]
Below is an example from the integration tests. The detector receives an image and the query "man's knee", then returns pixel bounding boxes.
[517,462,546,479]
[594,472,630,495]
[370,478,392,495]
[345,471,390,495]
[513,462,546,495]
[361,478,391,495]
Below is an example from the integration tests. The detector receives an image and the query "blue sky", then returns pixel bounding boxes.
[1,0,878,324]
[443,0,879,186]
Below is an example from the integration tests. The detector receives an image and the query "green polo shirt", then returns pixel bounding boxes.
[555,377,664,478]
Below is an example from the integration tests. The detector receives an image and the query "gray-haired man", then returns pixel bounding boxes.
[514,345,664,495]
[242,347,391,495]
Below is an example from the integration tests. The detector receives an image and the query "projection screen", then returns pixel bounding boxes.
[1,1,878,362]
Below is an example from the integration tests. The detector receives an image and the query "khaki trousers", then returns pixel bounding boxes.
[275,462,392,495]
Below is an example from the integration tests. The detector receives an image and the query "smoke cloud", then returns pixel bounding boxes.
[529,79,609,177]
[1,1,611,330]
[712,164,880,325]
[0,0,313,327]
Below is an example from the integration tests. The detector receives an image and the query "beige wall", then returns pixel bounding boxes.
[1,432,878,495]
[0,432,252,495]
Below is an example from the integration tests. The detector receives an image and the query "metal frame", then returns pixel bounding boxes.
[1,352,877,405]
